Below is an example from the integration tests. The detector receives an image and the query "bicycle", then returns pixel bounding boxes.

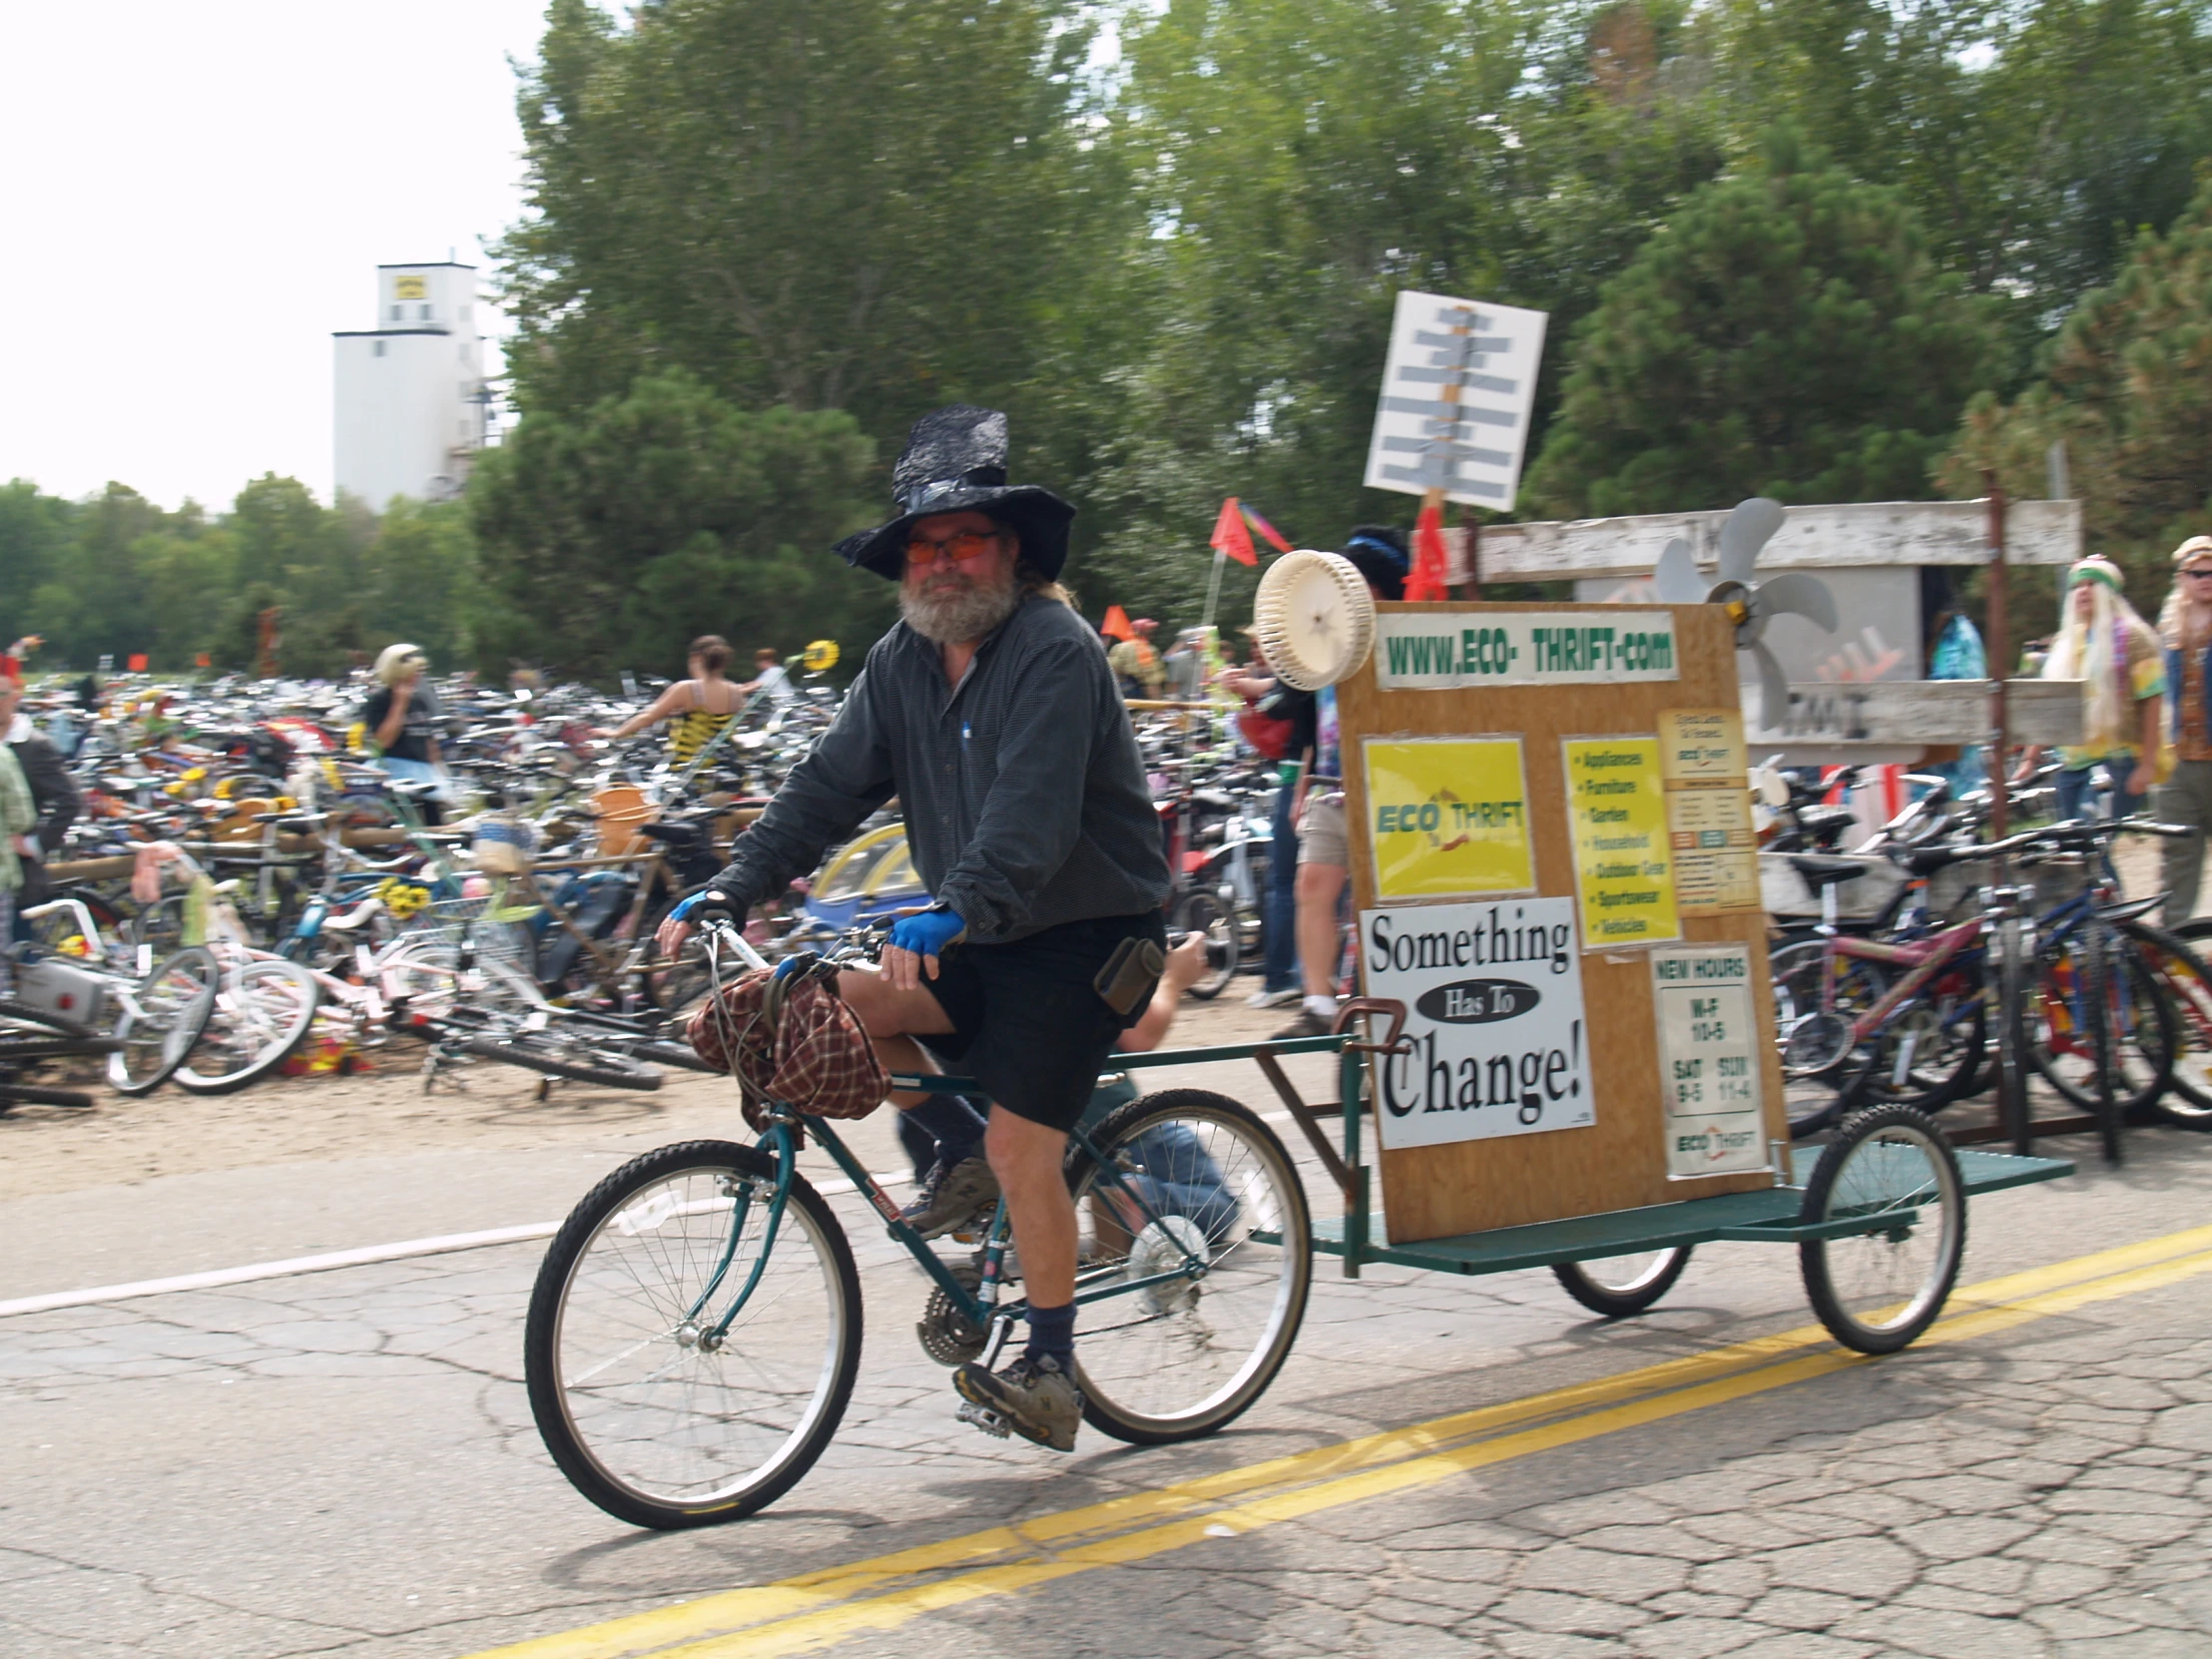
[522,920,1316,1528]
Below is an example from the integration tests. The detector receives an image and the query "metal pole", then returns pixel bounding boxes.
[1200,545,1227,634]
[1983,472,2009,841]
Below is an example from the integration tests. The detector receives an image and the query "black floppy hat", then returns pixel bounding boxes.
[833,404,1077,581]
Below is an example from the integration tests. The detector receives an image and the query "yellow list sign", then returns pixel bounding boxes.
[1563,735,1681,949]
[1363,737,1535,900]
[1657,708,1760,912]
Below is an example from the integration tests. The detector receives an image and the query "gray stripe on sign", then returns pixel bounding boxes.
[1381,436,1512,466]
[1382,395,1522,427]
[1382,464,1507,499]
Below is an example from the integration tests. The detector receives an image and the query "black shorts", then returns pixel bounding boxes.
[916,911,1167,1132]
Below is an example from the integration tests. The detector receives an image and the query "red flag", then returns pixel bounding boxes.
[127,653,150,673]
[1099,605,1136,642]
[1239,502,1293,554]
[1211,497,1258,567]
[1406,502,1449,602]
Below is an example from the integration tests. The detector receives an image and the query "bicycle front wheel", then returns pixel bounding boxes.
[525,1140,861,1529]
[1064,1089,1311,1444]
[2030,932,2173,1128]
[173,957,320,1094]
[107,948,219,1096]
[2125,923,2212,1128]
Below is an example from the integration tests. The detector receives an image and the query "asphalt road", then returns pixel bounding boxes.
[5,1054,2211,1659]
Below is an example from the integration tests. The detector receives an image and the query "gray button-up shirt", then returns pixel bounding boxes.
[712,594,1170,943]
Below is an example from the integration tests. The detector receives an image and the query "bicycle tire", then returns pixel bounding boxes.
[1997,916,2031,1133]
[2080,930,2122,1165]
[2029,931,2173,1126]
[173,957,320,1095]
[0,1035,125,1060]
[1770,941,1887,1137]
[106,949,220,1097]
[1799,1102,1965,1354]
[460,1032,664,1091]
[0,1000,99,1038]
[525,1139,861,1529]
[1173,891,1240,1000]
[2123,922,2212,1128]
[1553,1248,1693,1318]
[1852,970,1987,1114]
[1062,1088,1311,1444]
[0,1083,97,1109]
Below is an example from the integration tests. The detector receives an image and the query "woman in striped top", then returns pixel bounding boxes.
[599,635,749,765]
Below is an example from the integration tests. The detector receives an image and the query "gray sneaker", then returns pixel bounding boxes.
[900,1154,1000,1240]
[954,1352,1085,1451]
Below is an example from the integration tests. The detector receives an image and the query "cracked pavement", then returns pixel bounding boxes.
[4,1051,2212,1658]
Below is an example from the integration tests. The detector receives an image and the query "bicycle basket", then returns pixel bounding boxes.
[402,891,535,977]
[688,962,887,1131]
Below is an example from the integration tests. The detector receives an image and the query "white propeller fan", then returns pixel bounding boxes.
[1651,498,1838,730]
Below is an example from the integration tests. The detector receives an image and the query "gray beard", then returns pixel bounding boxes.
[900,567,1020,645]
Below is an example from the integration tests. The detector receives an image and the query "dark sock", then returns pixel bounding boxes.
[904,1093,987,1167]
[1023,1302,1076,1371]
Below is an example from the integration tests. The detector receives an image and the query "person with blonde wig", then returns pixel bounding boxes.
[2156,536,2212,920]
[2012,557,2165,823]
[360,643,451,824]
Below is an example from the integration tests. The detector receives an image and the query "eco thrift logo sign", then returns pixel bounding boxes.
[1362,737,1534,900]
[1375,611,1679,690]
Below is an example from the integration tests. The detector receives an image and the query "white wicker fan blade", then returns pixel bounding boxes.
[1253,550,1377,691]
[1755,570,1839,635]
[1651,538,1708,604]
[1716,497,1786,587]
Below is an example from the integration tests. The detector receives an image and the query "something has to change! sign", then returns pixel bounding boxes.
[1361,898,1592,1151]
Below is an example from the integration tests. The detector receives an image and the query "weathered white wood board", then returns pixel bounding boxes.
[1777,678,2083,747]
[1472,499,2079,581]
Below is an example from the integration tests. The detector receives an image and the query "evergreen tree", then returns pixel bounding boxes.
[1524,128,2000,516]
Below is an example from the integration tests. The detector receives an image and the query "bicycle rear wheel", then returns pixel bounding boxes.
[1770,940,1887,1137]
[524,1139,861,1529]
[1799,1103,1965,1354]
[1553,1248,1693,1318]
[1063,1089,1311,1444]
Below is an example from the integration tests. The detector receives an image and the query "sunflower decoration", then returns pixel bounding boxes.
[802,639,840,673]
[374,877,433,920]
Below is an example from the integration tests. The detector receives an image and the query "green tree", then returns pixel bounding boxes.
[0,481,76,652]
[466,370,887,682]
[1523,129,2000,517]
[1940,173,2212,603]
[1075,0,1731,624]
[497,0,1098,443]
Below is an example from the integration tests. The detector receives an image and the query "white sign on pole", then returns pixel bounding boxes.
[1364,289,1547,509]
[1650,944,1768,1178]
[1360,898,1592,1150]
[1375,609,1680,690]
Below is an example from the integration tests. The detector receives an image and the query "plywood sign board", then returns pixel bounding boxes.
[1338,601,1790,1244]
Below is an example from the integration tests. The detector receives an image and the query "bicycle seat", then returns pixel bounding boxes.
[2096,894,2163,924]
[1787,854,1868,888]
[1903,844,1980,875]
[1797,805,1858,843]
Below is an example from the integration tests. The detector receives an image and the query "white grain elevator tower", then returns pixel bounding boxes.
[332,262,489,510]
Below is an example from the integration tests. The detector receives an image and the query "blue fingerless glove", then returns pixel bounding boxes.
[889,905,967,959]
[672,887,739,925]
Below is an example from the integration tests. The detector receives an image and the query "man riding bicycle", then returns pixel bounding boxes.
[658,404,1171,1452]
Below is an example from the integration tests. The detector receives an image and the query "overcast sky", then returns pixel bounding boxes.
[2,1,548,513]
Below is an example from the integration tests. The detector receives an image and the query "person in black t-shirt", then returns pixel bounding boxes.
[361,643,449,825]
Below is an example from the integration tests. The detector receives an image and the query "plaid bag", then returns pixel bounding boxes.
[688,959,889,1132]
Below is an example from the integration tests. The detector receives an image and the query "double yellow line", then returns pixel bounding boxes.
[468,1223,2212,1659]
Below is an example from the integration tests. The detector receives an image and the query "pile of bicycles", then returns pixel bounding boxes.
[1772,797,2212,1164]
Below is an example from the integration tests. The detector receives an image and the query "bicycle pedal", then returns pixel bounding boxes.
[956,1400,1011,1439]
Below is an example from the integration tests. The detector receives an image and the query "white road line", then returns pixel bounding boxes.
[0,1168,916,1320]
